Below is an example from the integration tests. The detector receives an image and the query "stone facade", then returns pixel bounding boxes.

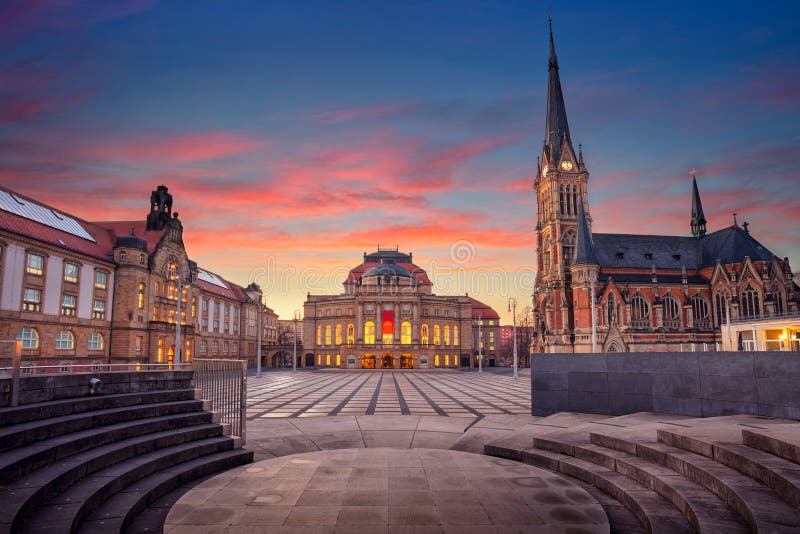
[302,248,500,369]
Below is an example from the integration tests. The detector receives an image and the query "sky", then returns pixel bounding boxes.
[1,0,799,323]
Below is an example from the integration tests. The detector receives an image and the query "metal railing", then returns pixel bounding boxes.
[192,358,247,445]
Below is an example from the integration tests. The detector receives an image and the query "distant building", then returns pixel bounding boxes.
[0,185,273,371]
[303,247,500,368]
[533,21,799,353]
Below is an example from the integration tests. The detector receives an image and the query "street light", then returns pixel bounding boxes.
[293,309,300,372]
[508,297,518,379]
[477,312,483,373]
[257,294,263,378]
[172,263,191,367]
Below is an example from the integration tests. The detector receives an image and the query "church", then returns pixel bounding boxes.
[532,20,799,353]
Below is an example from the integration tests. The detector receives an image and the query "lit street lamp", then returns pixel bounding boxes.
[508,297,518,379]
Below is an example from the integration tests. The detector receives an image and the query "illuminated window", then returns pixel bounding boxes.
[317,325,322,345]
[335,324,342,345]
[325,324,332,345]
[158,338,164,362]
[61,294,77,316]
[433,325,441,345]
[88,332,104,351]
[444,325,450,345]
[336,354,341,366]
[138,283,145,309]
[191,296,197,318]
[64,263,79,283]
[92,298,106,318]
[421,324,429,345]
[434,354,440,367]
[17,327,39,349]
[23,288,41,312]
[445,354,450,366]
[94,270,108,289]
[364,321,375,344]
[453,325,459,346]
[327,353,332,365]
[26,253,44,275]
[135,336,142,352]
[166,263,177,279]
[318,354,322,365]
[346,324,355,344]
[55,330,74,350]
[401,322,411,344]
[167,283,178,300]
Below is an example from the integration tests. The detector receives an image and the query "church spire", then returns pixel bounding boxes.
[574,196,598,265]
[690,169,707,238]
[544,14,574,164]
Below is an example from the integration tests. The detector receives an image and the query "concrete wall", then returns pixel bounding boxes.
[531,351,800,420]
[0,370,193,407]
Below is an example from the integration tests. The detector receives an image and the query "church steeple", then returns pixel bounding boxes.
[690,169,707,238]
[544,15,574,165]
[573,196,598,265]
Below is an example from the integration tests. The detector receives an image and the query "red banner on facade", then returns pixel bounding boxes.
[382,310,394,335]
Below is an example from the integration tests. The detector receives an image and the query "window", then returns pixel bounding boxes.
[401,322,412,344]
[692,295,710,328]
[202,298,208,311]
[167,282,178,301]
[346,324,355,345]
[662,294,681,328]
[157,338,164,362]
[335,324,342,345]
[153,306,159,321]
[61,294,77,316]
[139,254,145,265]
[119,251,127,262]
[56,330,74,350]
[562,229,576,266]
[317,325,322,345]
[453,325,459,346]
[23,288,41,312]
[26,253,44,275]
[213,319,219,333]
[364,321,375,344]
[88,332,104,350]
[94,271,107,289]
[444,325,451,345]
[138,282,145,309]
[606,293,617,325]
[325,324,332,345]
[199,340,207,353]
[212,341,219,353]
[92,299,105,319]
[223,341,229,352]
[64,263,79,283]
[714,290,729,327]
[17,327,39,349]
[191,297,197,318]
[433,324,441,345]
[740,286,761,319]
[166,263,177,279]
[772,285,786,315]
[630,294,651,328]
[135,336,143,353]
[421,324,429,345]
[232,342,238,353]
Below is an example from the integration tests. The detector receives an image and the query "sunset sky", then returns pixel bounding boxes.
[1,0,799,323]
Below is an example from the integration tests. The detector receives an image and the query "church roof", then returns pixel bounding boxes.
[698,224,774,266]
[573,197,597,265]
[543,17,574,164]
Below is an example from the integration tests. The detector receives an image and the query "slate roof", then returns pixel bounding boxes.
[194,269,249,302]
[698,225,774,267]
[573,197,597,265]
[543,19,575,164]
[599,273,708,285]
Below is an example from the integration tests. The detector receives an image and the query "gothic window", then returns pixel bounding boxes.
[691,295,711,328]
[346,324,355,345]
[572,185,578,216]
[421,324,429,345]
[55,330,74,350]
[772,284,786,315]
[401,322,412,345]
[606,293,616,325]
[364,321,375,344]
[740,285,761,319]
[562,229,576,266]
[662,294,681,328]
[714,290,730,327]
[630,294,651,328]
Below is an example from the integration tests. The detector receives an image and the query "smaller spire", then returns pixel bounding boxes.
[690,169,707,238]
[573,196,598,265]
[578,143,584,167]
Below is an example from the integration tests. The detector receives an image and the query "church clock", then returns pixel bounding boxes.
[560,160,573,171]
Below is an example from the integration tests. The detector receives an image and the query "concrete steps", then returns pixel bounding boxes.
[0,386,252,533]
[486,411,800,533]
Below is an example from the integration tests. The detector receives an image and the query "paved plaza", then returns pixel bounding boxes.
[247,369,531,419]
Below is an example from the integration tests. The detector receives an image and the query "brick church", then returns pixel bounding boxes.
[532,20,799,353]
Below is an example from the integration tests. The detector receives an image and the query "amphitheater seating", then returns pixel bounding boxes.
[0,383,252,533]
[485,412,800,533]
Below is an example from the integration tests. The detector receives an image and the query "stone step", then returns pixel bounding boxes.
[591,430,800,532]
[77,448,253,534]
[742,425,800,465]
[14,435,238,534]
[0,412,222,485]
[0,389,200,428]
[0,399,209,453]
[658,427,800,509]
[0,423,223,532]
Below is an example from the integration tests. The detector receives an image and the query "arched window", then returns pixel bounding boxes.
[630,294,651,328]
[740,285,761,319]
[401,322,412,344]
[335,324,342,345]
[56,330,74,350]
[212,340,218,353]
[421,324,429,345]
[453,324,460,345]
[714,290,730,327]
[223,341,228,352]
[562,229,576,266]
[662,294,681,328]
[364,321,375,344]
[772,284,786,315]
[325,324,332,345]
[572,186,578,216]
[559,185,566,214]
[443,325,451,345]
[231,342,238,353]
[317,325,322,345]
[199,339,207,353]
[346,324,355,345]
[433,324,441,345]
[691,295,710,328]
[17,327,39,349]
[88,332,104,351]
[606,293,616,325]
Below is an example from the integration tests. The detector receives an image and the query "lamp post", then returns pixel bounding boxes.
[508,297,518,378]
[477,312,483,373]
[293,309,300,372]
[173,264,190,367]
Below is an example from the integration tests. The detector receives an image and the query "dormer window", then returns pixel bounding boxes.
[616,252,624,259]
[672,254,681,260]
[644,253,653,260]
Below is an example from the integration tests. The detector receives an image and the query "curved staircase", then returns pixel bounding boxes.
[0,380,252,533]
[485,412,800,533]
